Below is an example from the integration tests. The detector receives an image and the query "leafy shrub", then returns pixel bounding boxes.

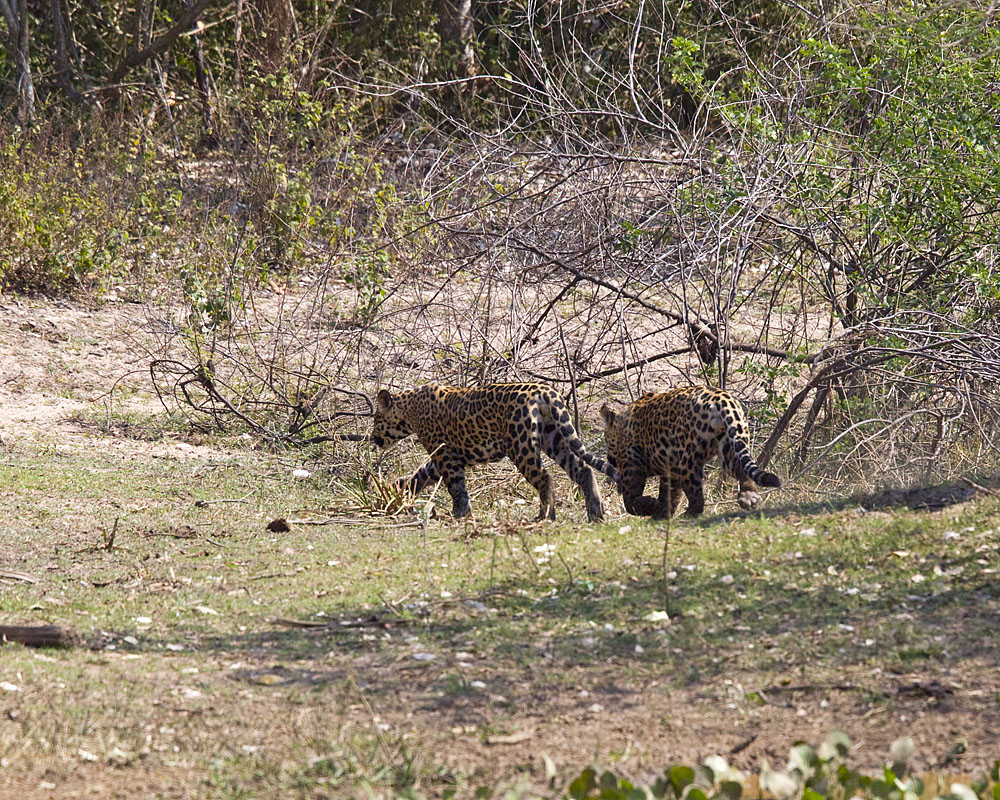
[0,138,121,293]
[557,732,999,800]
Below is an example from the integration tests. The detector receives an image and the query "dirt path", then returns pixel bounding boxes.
[0,297,236,466]
[0,297,156,437]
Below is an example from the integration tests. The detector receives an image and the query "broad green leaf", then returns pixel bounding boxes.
[569,768,598,800]
[719,780,743,800]
[669,766,696,795]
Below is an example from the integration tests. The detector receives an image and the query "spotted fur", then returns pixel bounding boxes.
[600,387,781,518]
[372,382,618,522]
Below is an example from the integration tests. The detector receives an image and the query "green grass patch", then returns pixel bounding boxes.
[2,436,999,795]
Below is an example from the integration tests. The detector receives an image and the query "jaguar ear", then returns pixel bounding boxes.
[599,403,616,428]
[376,389,393,412]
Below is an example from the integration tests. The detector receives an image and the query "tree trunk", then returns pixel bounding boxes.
[436,0,476,107]
[0,0,35,124]
[251,0,292,73]
[49,0,85,105]
[186,0,218,148]
[438,0,476,78]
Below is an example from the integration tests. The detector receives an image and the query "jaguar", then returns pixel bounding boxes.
[600,386,780,518]
[371,382,618,522]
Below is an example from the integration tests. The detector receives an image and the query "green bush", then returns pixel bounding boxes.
[0,139,120,293]
[558,732,999,800]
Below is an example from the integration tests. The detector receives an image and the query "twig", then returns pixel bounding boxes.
[249,571,296,581]
[556,550,574,583]
[351,675,397,767]
[518,276,581,348]
[0,570,38,584]
[558,325,580,432]
[195,493,253,507]
[285,516,422,527]
[271,615,398,630]
[662,484,672,614]
[761,683,860,694]
[104,516,119,552]
[143,527,199,539]
[524,346,692,388]
[961,477,1000,496]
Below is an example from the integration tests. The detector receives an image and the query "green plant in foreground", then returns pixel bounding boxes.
[557,732,1000,800]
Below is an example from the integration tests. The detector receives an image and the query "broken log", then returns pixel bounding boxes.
[0,624,78,647]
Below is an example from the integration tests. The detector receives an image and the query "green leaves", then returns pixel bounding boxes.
[668,765,696,795]
[558,733,999,800]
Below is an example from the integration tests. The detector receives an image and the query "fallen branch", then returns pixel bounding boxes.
[0,624,78,647]
[961,476,1000,497]
[286,516,423,528]
[194,493,253,507]
[0,571,37,584]
[271,614,401,631]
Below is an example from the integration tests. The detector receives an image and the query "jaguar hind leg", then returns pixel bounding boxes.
[509,420,556,521]
[543,427,605,522]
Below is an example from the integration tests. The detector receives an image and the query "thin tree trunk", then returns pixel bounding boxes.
[50,0,84,104]
[436,0,476,111]
[186,0,217,147]
[437,0,475,79]
[0,0,35,124]
[234,0,243,88]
